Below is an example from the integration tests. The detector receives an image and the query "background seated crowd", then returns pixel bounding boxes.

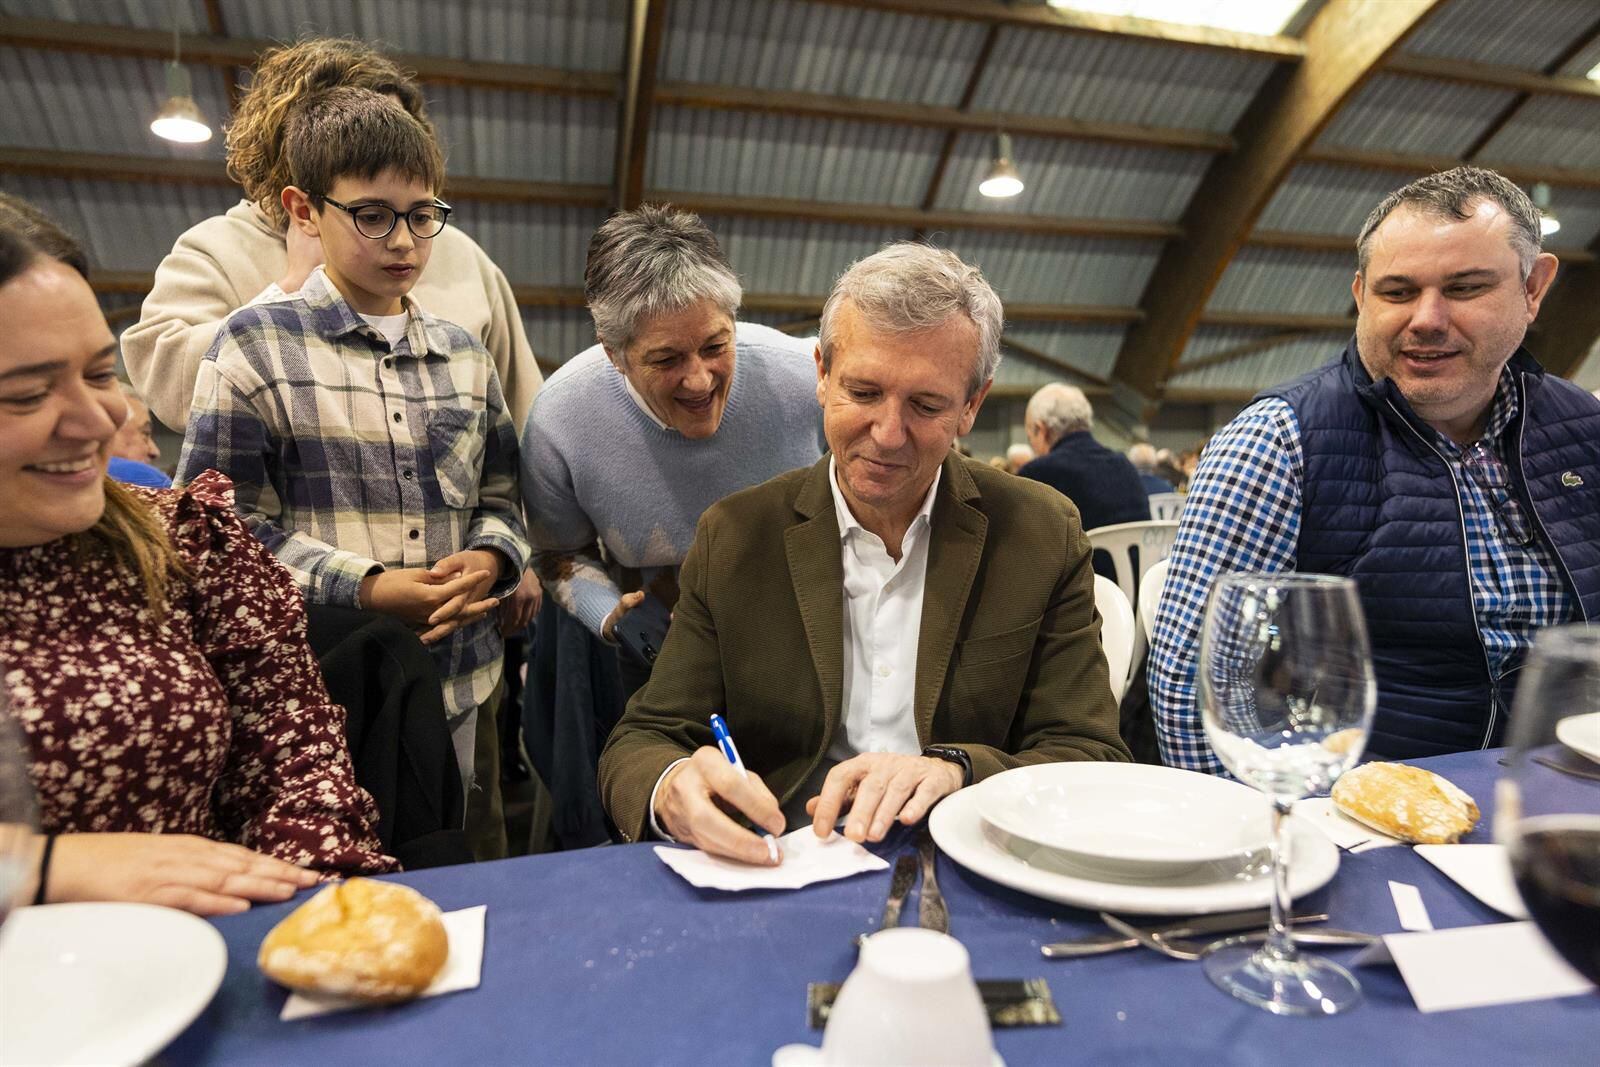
[2,35,1596,909]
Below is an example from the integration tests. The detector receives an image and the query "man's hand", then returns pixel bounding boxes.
[805,753,965,844]
[278,221,324,294]
[42,833,319,916]
[499,567,541,636]
[600,590,645,642]
[359,561,496,645]
[655,746,785,865]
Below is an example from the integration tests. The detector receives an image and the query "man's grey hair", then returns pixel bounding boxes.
[1026,382,1094,439]
[584,204,743,357]
[818,242,1003,397]
[1127,442,1158,473]
[1356,166,1542,279]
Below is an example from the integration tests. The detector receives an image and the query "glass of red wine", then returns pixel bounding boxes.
[1497,625,1600,987]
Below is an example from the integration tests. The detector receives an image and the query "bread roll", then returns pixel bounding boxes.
[258,878,449,1002]
[1331,762,1479,845]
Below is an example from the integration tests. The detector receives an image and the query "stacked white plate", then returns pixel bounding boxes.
[929,763,1339,916]
[1556,712,1600,764]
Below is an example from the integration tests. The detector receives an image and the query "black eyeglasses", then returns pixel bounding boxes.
[1462,444,1533,547]
[320,196,452,240]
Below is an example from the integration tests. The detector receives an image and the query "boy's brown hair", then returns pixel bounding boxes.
[227,36,432,227]
[283,86,445,207]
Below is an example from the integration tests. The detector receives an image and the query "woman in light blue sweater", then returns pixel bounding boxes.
[519,206,822,690]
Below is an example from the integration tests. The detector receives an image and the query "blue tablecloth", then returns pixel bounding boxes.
[166,749,1598,1066]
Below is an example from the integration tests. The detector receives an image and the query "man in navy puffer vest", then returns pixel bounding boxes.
[1150,166,1600,772]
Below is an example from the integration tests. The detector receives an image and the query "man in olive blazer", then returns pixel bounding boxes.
[598,243,1130,863]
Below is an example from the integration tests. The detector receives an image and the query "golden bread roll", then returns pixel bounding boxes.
[1331,762,1479,845]
[258,878,449,1002]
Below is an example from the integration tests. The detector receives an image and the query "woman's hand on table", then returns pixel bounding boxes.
[38,832,319,916]
[806,754,965,844]
[655,746,785,865]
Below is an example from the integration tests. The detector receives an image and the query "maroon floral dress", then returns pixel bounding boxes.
[0,471,395,875]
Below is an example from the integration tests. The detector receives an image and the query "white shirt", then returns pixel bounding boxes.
[826,456,939,762]
[646,460,941,840]
[358,310,411,348]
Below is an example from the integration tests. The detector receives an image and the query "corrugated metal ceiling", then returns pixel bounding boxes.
[1401,0,1598,70]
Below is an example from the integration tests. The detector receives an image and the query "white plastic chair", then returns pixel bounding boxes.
[1087,520,1180,605]
[1138,557,1170,649]
[1148,492,1185,521]
[1093,575,1136,702]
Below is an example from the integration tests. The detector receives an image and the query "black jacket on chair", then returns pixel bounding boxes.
[303,606,472,869]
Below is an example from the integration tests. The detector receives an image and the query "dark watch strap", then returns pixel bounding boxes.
[922,745,973,788]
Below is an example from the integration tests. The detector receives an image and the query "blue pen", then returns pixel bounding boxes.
[709,714,780,864]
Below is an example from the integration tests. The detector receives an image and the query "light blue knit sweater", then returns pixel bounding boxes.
[519,322,824,637]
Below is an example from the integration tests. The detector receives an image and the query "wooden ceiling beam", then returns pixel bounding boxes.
[1458,14,1600,162]
[654,81,1232,153]
[1109,0,1448,407]
[614,0,668,210]
[803,0,1306,60]
[1247,227,1594,262]
[1386,53,1600,101]
[0,15,618,97]
[1302,146,1600,190]
[918,23,1002,222]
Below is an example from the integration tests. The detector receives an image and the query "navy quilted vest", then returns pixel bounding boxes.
[1259,343,1600,759]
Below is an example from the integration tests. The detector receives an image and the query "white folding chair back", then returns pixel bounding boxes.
[1148,492,1185,521]
[1093,575,1136,702]
[1138,557,1169,647]
[1086,520,1180,604]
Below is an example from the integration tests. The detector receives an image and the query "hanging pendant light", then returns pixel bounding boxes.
[979,131,1024,199]
[150,5,211,144]
[1532,183,1560,238]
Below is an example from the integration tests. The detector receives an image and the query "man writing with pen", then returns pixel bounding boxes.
[597,243,1130,864]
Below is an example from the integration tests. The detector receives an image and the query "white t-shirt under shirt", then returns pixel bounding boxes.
[359,311,411,348]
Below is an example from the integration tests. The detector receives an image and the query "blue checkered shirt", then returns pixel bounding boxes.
[177,267,530,731]
[1149,370,1573,773]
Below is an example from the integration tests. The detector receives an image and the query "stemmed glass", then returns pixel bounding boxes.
[1198,573,1377,1015]
[1496,625,1600,986]
[0,689,39,930]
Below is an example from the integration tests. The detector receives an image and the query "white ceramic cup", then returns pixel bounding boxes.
[819,928,993,1066]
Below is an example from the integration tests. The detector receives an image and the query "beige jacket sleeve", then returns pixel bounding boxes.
[121,209,283,432]
[474,246,542,431]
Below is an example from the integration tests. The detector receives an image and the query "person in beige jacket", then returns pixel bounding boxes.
[120,38,541,435]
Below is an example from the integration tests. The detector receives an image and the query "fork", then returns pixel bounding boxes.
[1099,912,1377,962]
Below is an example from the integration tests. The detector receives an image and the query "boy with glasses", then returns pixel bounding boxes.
[178,88,528,857]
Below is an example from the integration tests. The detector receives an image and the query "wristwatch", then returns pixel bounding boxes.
[921,745,973,788]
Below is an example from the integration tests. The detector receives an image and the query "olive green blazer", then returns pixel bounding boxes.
[598,452,1130,843]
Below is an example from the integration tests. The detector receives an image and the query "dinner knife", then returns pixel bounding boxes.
[879,854,919,933]
[918,832,950,934]
[1039,910,1329,958]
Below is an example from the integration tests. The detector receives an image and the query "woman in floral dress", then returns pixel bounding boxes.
[0,222,395,916]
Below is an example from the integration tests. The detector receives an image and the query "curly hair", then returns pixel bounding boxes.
[225,37,432,227]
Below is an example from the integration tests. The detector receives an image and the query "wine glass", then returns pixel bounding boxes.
[0,688,39,930]
[1496,625,1600,986]
[1197,573,1377,1016]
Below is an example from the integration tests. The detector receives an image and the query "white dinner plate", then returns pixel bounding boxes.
[972,762,1272,875]
[930,786,1338,916]
[1555,712,1600,765]
[0,902,227,1066]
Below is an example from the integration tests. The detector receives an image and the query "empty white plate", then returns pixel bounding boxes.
[931,786,1338,916]
[1555,712,1600,765]
[973,762,1272,876]
[0,902,226,1066]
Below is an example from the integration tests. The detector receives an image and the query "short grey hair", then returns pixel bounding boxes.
[1127,442,1157,473]
[1026,382,1094,439]
[818,242,1003,397]
[1356,166,1542,279]
[583,204,743,357]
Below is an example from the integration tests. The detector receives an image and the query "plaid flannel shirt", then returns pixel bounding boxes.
[177,267,530,726]
[1149,369,1572,773]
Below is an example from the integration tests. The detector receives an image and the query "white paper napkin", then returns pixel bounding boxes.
[1297,797,1404,852]
[654,827,889,890]
[1353,922,1594,1013]
[1414,843,1530,919]
[279,904,487,1020]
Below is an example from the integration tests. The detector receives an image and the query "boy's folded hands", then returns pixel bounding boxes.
[358,548,507,645]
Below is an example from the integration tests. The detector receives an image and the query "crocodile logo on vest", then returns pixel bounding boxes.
[1562,471,1584,488]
